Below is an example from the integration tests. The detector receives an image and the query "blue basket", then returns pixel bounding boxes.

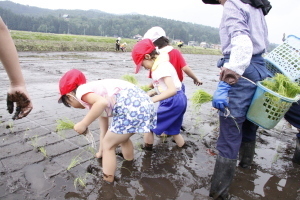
[265,35,300,84]
[246,81,299,130]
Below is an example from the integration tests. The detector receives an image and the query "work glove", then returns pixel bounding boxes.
[212,81,231,112]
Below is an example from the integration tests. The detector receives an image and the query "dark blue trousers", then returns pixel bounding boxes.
[217,54,270,159]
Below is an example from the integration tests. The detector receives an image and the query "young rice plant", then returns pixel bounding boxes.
[56,118,75,132]
[121,74,138,85]
[191,89,213,108]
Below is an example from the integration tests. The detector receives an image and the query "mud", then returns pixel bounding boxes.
[0,51,299,200]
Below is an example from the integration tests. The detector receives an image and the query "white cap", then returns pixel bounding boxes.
[143,26,166,42]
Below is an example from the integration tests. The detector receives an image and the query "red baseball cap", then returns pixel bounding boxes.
[132,39,155,74]
[58,69,86,103]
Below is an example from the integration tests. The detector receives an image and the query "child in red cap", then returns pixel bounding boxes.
[58,69,156,182]
[132,39,187,149]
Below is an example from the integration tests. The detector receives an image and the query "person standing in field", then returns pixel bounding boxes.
[143,26,202,92]
[58,69,156,182]
[177,40,184,48]
[132,39,187,150]
[0,17,33,120]
[115,37,121,51]
[202,0,271,199]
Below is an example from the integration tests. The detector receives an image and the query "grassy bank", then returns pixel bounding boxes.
[11,30,222,55]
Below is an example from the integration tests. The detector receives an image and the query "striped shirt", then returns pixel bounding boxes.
[219,0,269,55]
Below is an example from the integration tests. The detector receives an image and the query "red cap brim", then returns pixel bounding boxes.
[135,62,142,74]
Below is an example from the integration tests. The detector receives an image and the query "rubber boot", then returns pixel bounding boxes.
[292,137,300,164]
[209,155,237,200]
[238,140,256,168]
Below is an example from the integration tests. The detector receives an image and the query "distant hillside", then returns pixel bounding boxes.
[0,1,220,45]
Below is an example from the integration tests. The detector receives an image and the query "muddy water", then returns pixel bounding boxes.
[0,52,299,199]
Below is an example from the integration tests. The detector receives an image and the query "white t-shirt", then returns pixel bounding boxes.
[75,79,134,116]
[151,53,182,94]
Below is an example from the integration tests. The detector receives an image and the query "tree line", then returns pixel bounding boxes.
[0,1,220,45]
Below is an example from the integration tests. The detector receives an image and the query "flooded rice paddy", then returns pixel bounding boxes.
[0,52,299,199]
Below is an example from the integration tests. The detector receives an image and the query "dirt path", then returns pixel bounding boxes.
[0,52,299,200]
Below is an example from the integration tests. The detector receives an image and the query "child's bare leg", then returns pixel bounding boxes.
[144,132,154,144]
[120,138,134,160]
[172,134,185,147]
[143,132,154,150]
[102,131,133,182]
[95,140,103,158]
[96,117,108,158]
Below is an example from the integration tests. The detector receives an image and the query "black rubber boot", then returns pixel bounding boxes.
[209,155,237,200]
[238,140,256,168]
[292,137,300,164]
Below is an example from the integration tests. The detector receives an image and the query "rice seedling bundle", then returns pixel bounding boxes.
[56,118,75,132]
[140,85,151,92]
[122,74,138,85]
[191,89,213,107]
[261,74,300,100]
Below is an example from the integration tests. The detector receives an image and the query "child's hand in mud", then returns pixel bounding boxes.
[74,122,88,135]
[7,86,33,120]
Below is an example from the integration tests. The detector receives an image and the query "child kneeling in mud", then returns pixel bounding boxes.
[58,69,156,182]
[132,39,187,150]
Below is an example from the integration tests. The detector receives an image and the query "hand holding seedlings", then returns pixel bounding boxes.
[74,121,88,135]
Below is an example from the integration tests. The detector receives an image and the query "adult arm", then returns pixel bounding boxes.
[221,34,253,84]
[0,17,33,119]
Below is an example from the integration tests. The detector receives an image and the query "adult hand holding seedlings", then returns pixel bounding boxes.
[0,17,33,120]
[212,81,231,112]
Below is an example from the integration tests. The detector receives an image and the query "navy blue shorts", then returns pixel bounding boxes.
[151,90,187,135]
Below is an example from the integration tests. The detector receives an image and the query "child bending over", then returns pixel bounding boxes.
[58,69,156,182]
[132,39,187,150]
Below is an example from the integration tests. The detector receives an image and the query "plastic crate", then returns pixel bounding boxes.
[246,81,299,130]
[265,35,300,84]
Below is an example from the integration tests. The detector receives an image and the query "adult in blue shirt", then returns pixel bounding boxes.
[202,0,271,199]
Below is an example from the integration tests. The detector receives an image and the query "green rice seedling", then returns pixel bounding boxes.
[85,146,96,155]
[39,147,47,157]
[6,121,14,133]
[67,155,82,171]
[140,85,151,92]
[74,173,91,189]
[135,141,143,152]
[262,74,300,99]
[56,118,75,134]
[119,160,133,175]
[272,153,280,163]
[30,135,39,149]
[191,89,213,108]
[121,74,138,85]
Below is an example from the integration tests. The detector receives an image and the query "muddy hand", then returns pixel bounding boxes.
[7,91,33,120]
[82,128,89,136]
[194,79,203,86]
